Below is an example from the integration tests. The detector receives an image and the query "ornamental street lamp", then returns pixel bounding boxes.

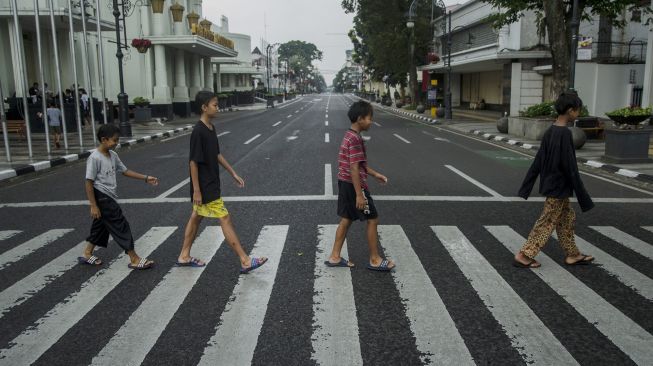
[568,0,580,90]
[266,43,280,94]
[112,0,131,137]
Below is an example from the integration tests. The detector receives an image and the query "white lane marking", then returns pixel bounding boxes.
[325,133,330,143]
[445,165,503,198]
[326,114,328,119]
[0,227,177,366]
[0,230,21,241]
[287,115,293,118]
[434,137,450,142]
[551,232,653,301]
[295,110,299,113]
[244,134,261,145]
[91,227,224,366]
[486,225,653,365]
[0,241,86,320]
[156,178,190,199]
[312,225,362,366]
[325,120,328,126]
[273,121,282,127]
[379,226,474,365]
[591,226,653,261]
[0,229,73,270]
[324,164,333,196]
[393,134,411,144]
[2,196,652,207]
[217,131,230,137]
[434,226,577,365]
[374,122,382,127]
[362,136,371,141]
[198,226,288,366]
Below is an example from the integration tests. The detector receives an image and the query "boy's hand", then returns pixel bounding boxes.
[355,194,366,210]
[232,174,245,188]
[146,176,159,186]
[193,191,202,206]
[375,173,388,185]
[90,205,101,219]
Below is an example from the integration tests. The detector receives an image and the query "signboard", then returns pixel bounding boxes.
[427,89,437,102]
[577,36,592,61]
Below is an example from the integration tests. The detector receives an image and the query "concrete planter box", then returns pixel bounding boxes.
[508,116,553,140]
[133,106,151,122]
[603,128,653,164]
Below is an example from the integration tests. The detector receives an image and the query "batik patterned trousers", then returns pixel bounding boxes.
[520,197,581,259]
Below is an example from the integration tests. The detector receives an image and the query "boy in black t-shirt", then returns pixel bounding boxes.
[177,91,268,273]
[514,91,594,268]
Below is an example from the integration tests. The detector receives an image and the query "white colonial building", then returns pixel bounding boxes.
[420,0,649,118]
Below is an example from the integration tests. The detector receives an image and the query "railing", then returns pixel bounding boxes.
[587,40,647,63]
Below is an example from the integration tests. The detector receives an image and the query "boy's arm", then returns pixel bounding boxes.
[190,160,202,206]
[122,170,159,186]
[217,154,244,187]
[517,148,542,199]
[350,162,366,210]
[366,166,388,184]
[85,179,100,219]
[561,135,594,212]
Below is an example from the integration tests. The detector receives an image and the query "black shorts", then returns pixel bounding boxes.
[337,180,378,221]
[86,189,135,253]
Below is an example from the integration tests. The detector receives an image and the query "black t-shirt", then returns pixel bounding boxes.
[189,121,221,204]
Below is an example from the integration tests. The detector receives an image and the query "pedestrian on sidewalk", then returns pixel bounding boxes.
[177,91,268,273]
[513,91,595,268]
[80,88,90,127]
[79,124,159,270]
[46,101,62,149]
[325,100,395,271]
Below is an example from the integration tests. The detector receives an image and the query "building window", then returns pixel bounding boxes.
[235,74,247,87]
[221,74,230,88]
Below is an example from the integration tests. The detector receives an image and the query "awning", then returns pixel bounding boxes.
[212,57,241,65]
[148,35,238,58]
[419,50,551,73]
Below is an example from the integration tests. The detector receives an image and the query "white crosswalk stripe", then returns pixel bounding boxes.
[486,225,653,365]
[0,223,651,364]
[0,228,73,270]
[434,226,577,365]
[90,227,224,366]
[312,225,363,366]
[198,225,288,365]
[0,230,21,241]
[379,225,474,365]
[0,227,176,365]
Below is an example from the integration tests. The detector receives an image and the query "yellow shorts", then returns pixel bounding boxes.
[193,198,229,218]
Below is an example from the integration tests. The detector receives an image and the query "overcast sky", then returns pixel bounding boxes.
[203,0,462,85]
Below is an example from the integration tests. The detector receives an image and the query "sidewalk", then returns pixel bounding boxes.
[366,99,653,184]
[0,100,289,183]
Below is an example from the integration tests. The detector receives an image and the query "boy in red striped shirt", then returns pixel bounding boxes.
[325,101,395,271]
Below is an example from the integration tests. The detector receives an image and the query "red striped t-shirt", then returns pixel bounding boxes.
[337,129,368,189]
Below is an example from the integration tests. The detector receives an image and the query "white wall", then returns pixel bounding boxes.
[575,63,645,117]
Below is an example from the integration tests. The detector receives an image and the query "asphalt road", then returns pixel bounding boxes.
[0,93,652,366]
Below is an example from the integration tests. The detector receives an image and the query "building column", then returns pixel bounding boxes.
[189,54,202,98]
[642,1,653,107]
[509,62,522,116]
[204,58,214,91]
[214,63,221,92]
[8,19,26,97]
[153,45,171,102]
[173,49,190,116]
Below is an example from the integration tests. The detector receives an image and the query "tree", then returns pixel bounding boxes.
[482,0,651,97]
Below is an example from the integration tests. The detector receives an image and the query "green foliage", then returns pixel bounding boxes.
[606,106,652,117]
[132,96,149,106]
[520,101,556,118]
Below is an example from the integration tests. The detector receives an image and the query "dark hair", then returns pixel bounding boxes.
[347,100,373,123]
[97,123,120,141]
[195,90,217,114]
[554,90,583,115]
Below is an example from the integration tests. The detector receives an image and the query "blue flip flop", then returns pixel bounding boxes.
[324,258,354,267]
[176,257,206,267]
[367,259,394,272]
[241,257,268,274]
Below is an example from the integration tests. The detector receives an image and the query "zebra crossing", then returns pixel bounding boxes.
[0,223,651,365]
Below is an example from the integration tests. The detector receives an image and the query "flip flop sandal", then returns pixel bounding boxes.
[512,259,541,268]
[324,258,354,268]
[241,257,268,274]
[566,255,594,266]
[77,255,101,266]
[176,257,206,267]
[128,258,154,270]
[367,259,394,272]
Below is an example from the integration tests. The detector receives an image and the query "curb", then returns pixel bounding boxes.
[467,129,653,184]
[0,124,194,183]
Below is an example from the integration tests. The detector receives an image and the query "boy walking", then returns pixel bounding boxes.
[46,102,62,149]
[514,91,595,268]
[325,100,395,271]
[177,91,267,273]
[80,124,158,269]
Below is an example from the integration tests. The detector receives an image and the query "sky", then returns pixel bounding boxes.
[203,0,462,85]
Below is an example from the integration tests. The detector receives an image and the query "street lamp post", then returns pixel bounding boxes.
[445,10,452,119]
[266,43,279,94]
[112,0,131,137]
[568,0,580,90]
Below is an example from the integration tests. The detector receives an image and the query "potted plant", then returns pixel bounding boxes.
[133,97,151,122]
[131,38,152,54]
[603,106,652,163]
[150,0,164,13]
[509,101,586,148]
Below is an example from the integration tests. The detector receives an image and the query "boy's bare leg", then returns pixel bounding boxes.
[366,218,394,268]
[81,242,101,264]
[328,217,354,266]
[219,214,265,268]
[178,210,204,264]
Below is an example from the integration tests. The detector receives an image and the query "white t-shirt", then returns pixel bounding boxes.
[85,149,127,199]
